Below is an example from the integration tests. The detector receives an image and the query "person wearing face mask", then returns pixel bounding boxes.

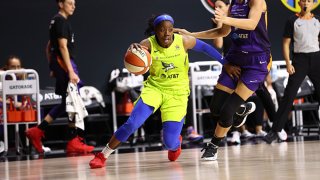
[264,0,320,143]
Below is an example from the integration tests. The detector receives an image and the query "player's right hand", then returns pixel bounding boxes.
[286,64,295,75]
[224,63,241,79]
[69,71,79,84]
[173,28,192,36]
[129,43,142,51]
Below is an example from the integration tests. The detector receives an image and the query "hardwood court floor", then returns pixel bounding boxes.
[1,141,320,180]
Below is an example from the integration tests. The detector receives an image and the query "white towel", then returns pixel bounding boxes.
[66,82,88,130]
[79,86,106,107]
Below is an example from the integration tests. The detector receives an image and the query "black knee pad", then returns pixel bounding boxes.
[219,93,245,128]
[209,89,230,120]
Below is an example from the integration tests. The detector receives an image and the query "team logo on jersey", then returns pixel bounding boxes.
[71,33,75,43]
[200,0,216,14]
[281,0,320,12]
[162,61,176,72]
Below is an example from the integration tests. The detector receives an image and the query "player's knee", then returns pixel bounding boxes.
[209,97,221,115]
[209,89,230,120]
[218,104,234,128]
[218,118,233,128]
[218,93,245,128]
[115,117,140,142]
[210,101,221,122]
[123,119,140,136]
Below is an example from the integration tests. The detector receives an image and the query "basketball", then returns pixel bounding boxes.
[124,47,152,75]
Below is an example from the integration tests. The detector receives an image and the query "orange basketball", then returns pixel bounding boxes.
[124,47,152,75]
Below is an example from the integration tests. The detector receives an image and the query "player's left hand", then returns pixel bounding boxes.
[224,63,241,79]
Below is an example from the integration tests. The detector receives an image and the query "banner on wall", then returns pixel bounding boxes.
[281,0,319,12]
[200,0,216,14]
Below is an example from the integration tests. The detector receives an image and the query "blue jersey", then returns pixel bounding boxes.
[228,0,271,54]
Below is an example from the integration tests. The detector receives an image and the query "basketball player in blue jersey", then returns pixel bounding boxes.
[175,0,271,160]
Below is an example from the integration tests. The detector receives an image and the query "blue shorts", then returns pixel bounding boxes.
[218,52,271,91]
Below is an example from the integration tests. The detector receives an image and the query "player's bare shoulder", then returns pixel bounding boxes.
[180,34,196,50]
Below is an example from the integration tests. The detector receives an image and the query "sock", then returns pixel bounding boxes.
[210,135,224,147]
[38,120,49,131]
[102,143,115,159]
[77,128,85,138]
[68,127,77,140]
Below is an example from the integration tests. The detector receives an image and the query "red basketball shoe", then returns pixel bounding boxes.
[168,135,182,161]
[25,126,44,153]
[66,136,94,154]
[89,152,107,169]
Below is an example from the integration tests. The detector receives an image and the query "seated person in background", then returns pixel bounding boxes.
[0,55,51,153]
[2,55,26,80]
[0,55,25,108]
[0,56,25,153]
[3,55,22,70]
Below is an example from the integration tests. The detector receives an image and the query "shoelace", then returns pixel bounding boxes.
[201,143,211,152]
[201,142,218,152]
[74,137,89,147]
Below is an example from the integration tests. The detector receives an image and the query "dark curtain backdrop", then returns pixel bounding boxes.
[1,0,319,99]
